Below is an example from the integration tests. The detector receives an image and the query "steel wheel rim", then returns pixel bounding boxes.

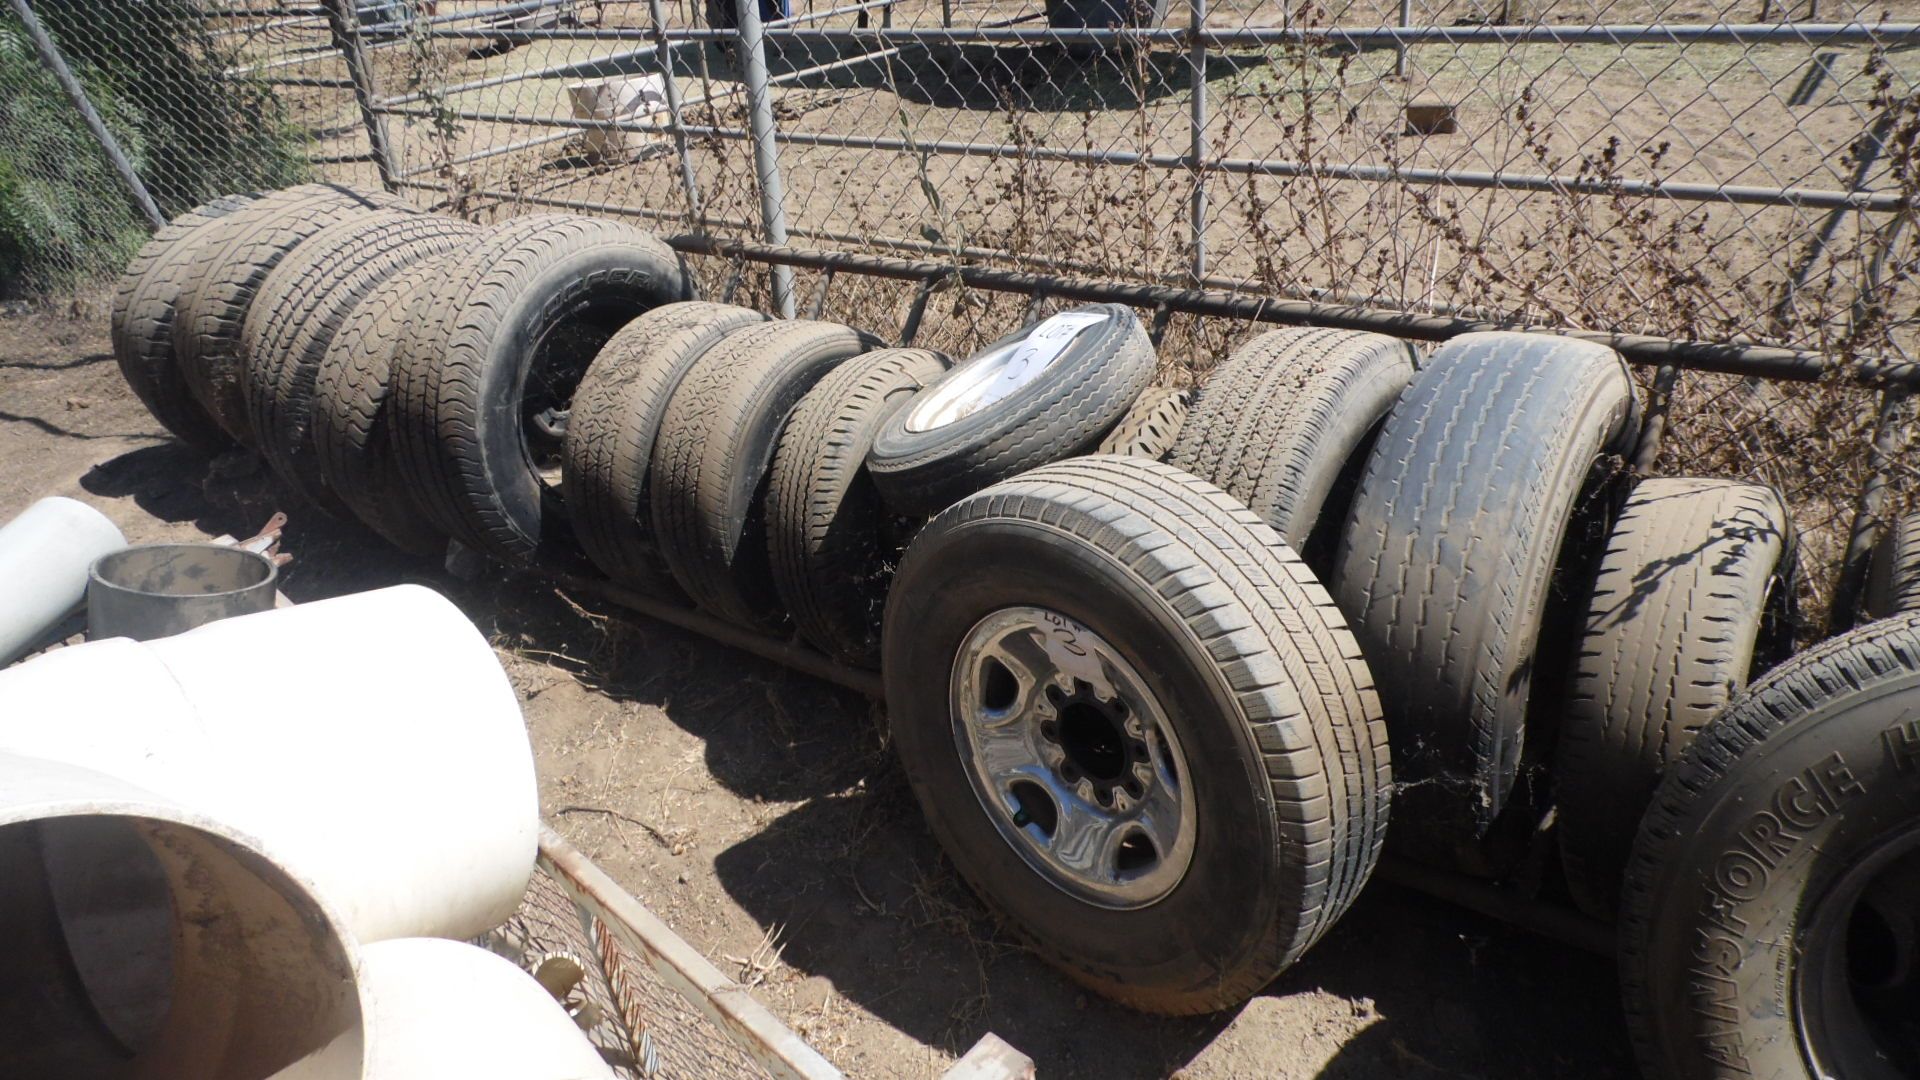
[948,606,1196,909]
[1795,821,1920,1080]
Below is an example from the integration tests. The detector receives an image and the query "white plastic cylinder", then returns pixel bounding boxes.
[0,584,538,945]
[275,939,616,1080]
[0,496,126,665]
[0,751,363,1080]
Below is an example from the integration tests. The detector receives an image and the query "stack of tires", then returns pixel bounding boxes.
[114,196,1920,1080]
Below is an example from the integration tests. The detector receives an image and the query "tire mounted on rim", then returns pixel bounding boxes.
[885,456,1390,1015]
[867,304,1157,518]
[1620,611,1920,1080]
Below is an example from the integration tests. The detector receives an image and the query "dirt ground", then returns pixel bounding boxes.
[0,298,1639,1077]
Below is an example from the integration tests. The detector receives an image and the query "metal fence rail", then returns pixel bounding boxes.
[2,0,1915,631]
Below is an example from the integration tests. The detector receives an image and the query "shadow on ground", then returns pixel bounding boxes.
[713,787,1637,1079]
[71,440,1638,1079]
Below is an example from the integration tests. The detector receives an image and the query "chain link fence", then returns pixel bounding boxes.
[3,0,1915,625]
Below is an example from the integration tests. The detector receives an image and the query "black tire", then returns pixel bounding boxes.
[110,192,261,454]
[767,347,950,666]
[1865,510,1920,620]
[1333,331,1640,860]
[1619,611,1920,1080]
[244,212,481,509]
[1170,327,1417,571]
[650,320,881,627]
[311,254,460,555]
[1553,477,1797,920]
[1046,0,1167,30]
[867,304,1157,517]
[884,456,1390,1015]
[1095,385,1187,460]
[562,302,767,598]
[390,214,692,566]
[174,184,416,448]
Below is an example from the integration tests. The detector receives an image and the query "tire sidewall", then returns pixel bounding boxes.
[1630,675,1920,1080]
[870,304,1139,473]
[478,253,680,555]
[885,515,1288,993]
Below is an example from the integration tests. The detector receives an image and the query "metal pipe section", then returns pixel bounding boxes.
[667,234,1920,387]
[7,0,167,230]
[363,18,1920,45]
[321,0,401,189]
[1828,387,1915,634]
[737,0,798,317]
[376,41,680,108]
[671,20,1920,45]
[648,0,706,219]
[397,176,1919,386]
[373,102,1908,211]
[1187,0,1207,279]
[358,0,574,34]
[556,573,885,697]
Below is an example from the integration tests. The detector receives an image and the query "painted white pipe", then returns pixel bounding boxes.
[275,939,616,1080]
[0,751,363,1080]
[0,496,126,665]
[0,584,538,945]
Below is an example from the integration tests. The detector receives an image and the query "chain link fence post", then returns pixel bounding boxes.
[647,0,706,223]
[6,0,164,231]
[736,0,797,317]
[1187,0,1207,281]
[321,0,401,191]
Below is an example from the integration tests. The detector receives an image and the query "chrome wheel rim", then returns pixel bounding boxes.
[949,606,1195,909]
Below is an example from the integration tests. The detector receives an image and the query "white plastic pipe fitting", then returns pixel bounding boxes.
[0,496,126,665]
[275,939,617,1080]
[0,584,539,944]
[0,751,362,1080]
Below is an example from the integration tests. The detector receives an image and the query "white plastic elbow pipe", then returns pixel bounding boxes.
[0,751,363,1080]
[274,939,616,1080]
[0,497,126,665]
[0,584,538,945]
